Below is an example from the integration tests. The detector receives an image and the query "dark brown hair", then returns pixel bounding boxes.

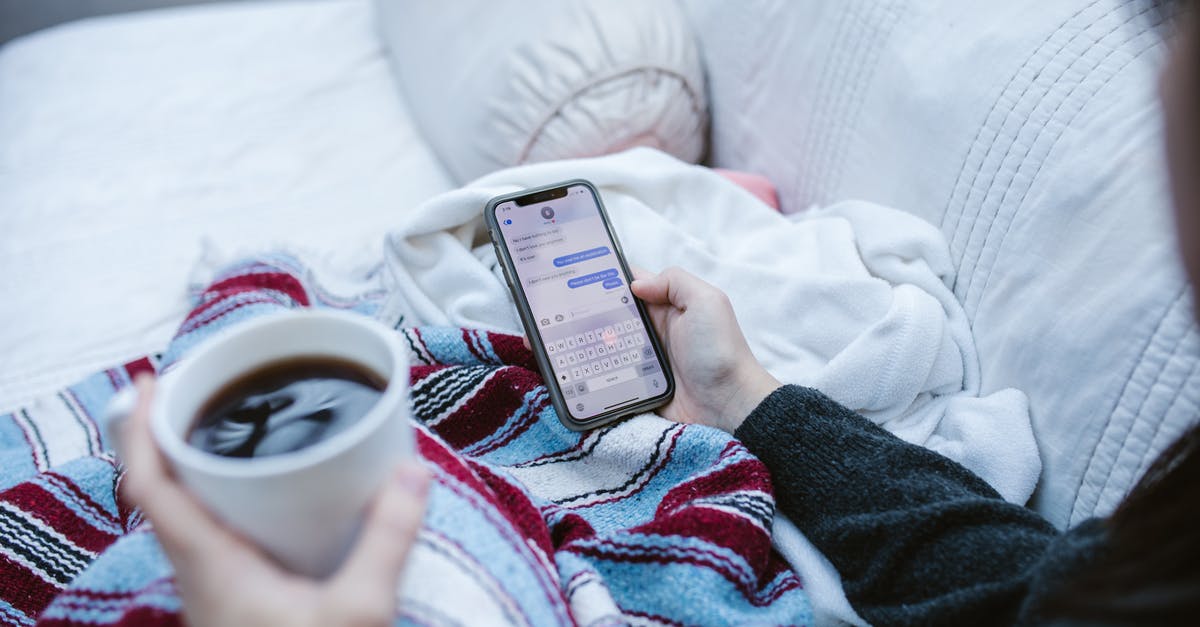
[1046,423,1200,624]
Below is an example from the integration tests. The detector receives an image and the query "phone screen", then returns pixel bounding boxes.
[493,184,669,423]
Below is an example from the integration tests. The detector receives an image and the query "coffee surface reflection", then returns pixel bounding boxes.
[189,358,385,458]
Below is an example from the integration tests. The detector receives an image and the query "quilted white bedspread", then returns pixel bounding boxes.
[682,0,1197,529]
[0,0,454,409]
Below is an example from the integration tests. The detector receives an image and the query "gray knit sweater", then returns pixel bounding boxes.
[735,385,1106,626]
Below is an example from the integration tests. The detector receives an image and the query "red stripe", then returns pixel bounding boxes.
[3,483,120,554]
[123,357,156,381]
[567,536,801,607]
[44,470,121,528]
[425,368,541,450]
[36,604,183,627]
[201,271,309,307]
[460,329,488,363]
[179,292,292,333]
[469,462,556,556]
[484,331,539,371]
[0,552,61,619]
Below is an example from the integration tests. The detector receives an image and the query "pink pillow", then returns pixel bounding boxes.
[715,169,780,211]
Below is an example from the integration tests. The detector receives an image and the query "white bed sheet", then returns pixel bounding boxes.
[0,0,454,409]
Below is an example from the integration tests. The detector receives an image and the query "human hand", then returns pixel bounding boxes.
[119,375,430,627]
[630,267,781,433]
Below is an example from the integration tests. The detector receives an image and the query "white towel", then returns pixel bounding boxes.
[379,147,1041,626]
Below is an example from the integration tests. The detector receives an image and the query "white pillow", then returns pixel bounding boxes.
[374,0,707,184]
[682,0,1186,529]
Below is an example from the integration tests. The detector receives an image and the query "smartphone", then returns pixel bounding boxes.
[485,179,674,430]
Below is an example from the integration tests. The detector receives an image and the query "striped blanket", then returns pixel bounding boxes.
[0,255,811,626]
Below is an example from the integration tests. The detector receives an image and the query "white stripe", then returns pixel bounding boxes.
[60,391,102,456]
[25,394,94,469]
[400,531,531,627]
[507,418,678,506]
[0,501,98,564]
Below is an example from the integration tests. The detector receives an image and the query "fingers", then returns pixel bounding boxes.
[332,462,430,601]
[119,375,247,564]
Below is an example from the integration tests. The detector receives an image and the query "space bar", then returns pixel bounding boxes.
[589,367,637,391]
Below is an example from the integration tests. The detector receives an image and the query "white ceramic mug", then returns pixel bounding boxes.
[106,309,413,578]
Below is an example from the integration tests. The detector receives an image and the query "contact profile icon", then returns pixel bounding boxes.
[541,206,556,220]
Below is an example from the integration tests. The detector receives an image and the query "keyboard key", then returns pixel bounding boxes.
[556,339,567,352]
[634,319,643,330]
[623,320,634,332]
[572,367,583,379]
[566,337,577,349]
[601,357,612,370]
[620,353,632,365]
[585,331,596,343]
[576,350,587,362]
[582,364,592,376]
[596,344,607,356]
[586,346,597,359]
[556,356,567,368]
[630,350,641,362]
[641,346,654,360]
[604,325,615,338]
[547,343,556,354]
[575,381,588,395]
[567,353,577,365]
[562,384,576,398]
[635,334,645,346]
[575,334,586,346]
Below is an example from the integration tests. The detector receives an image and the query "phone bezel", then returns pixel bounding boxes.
[484,179,675,431]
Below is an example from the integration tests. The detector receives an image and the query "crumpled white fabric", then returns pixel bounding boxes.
[378,147,1040,626]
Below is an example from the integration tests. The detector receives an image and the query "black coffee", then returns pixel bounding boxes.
[189,357,386,458]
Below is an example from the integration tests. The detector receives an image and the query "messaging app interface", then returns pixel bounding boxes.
[496,185,667,421]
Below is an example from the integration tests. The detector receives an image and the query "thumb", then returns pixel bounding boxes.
[631,272,670,305]
[332,462,430,595]
[632,267,716,310]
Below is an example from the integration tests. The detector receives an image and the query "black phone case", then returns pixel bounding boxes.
[483,179,675,431]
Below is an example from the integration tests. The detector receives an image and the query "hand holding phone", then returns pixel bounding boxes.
[485,180,674,430]
[628,267,782,434]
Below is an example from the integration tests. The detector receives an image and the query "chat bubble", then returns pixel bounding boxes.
[553,246,612,268]
[528,268,577,286]
[602,277,623,289]
[567,268,619,289]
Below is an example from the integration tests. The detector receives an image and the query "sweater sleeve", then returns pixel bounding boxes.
[734,385,1095,626]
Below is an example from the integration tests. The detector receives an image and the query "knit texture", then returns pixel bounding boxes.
[0,255,811,626]
[736,385,1106,626]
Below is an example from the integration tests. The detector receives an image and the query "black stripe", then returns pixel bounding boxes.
[403,330,431,365]
[412,367,493,423]
[0,510,89,585]
[557,425,678,506]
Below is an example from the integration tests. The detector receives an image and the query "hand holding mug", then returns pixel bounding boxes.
[120,376,430,627]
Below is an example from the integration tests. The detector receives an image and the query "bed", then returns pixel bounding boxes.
[0,0,454,407]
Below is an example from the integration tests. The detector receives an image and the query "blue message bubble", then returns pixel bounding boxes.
[553,246,611,268]
[602,277,624,289]
[567,268,619,289]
